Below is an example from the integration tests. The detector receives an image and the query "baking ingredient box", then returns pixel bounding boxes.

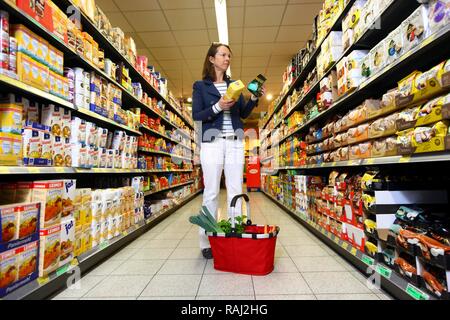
[32,180,63,229]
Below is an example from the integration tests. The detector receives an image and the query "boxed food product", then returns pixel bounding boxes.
[372,136,398,158]
[349,142,372,160]
[369,113,399,139]
[396,106,421,131]
[52,136,64,167]
[224,80,245,101]
[22,122,51,166]
[32,180,63,229]
[401,5,430,52]
[81,225,92,253]
[60,217,75,267]
[41,104,62,137]
[10,25,39,62]
[16,0,54,32]
[415,93,450,126]
[428,0,449,33]
[0,132,22,166]
[17,241,38,283]
[39,224,61,277]
[348,123,369,143]
[414,61,446,100]
[90,218,101,248]
[18,202,39,240]
[46,1,68,45]
[396,71,422,106]
[16,53,49,92]
[63,138,72,167]
[62,180,76,218]
[0,102,23,135]
[22,98,39,124]
[70,117,87,144]
[369,39,386,76]
[0,246,18,291]
[1,203,19,243]
[48,45,63,75]
[385,27,404,65]
[73,227,82,257]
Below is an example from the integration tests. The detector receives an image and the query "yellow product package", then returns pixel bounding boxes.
[224,80,245,101]
[0,103,23,135]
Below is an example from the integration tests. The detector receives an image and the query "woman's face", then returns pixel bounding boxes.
[209,46,231,73]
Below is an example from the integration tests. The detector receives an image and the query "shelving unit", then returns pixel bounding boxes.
[262,191,433,300]
[1,190,202,300]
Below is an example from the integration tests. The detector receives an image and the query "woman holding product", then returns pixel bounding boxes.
[192,42,265,259]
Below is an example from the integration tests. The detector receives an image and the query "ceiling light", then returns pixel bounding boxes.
[187,97,192,103]
[214,0,231,77]
[266,94,273,101]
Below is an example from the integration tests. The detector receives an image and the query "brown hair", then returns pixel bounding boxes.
[202,42,232,81]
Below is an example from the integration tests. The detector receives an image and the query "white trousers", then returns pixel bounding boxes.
[199,138,245,249]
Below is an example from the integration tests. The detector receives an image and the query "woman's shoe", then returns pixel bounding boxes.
[201,248,213,259]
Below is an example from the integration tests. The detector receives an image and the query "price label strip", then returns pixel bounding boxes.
[56,264,70,277]
[350,247,357,256]
[376,265,392,279]
[37,276,50,286]
[406,284,429,300]
[362,255,375,266]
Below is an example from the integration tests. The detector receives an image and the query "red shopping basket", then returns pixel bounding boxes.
[206,194,280,276]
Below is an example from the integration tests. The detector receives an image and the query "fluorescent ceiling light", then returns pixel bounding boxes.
[214,0,231,77]
[187,97,192,103]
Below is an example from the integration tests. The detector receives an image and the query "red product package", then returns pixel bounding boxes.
[16,0,54,32]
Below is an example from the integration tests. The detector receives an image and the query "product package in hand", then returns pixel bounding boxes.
[224,80,245,101]
[247,74,267,97]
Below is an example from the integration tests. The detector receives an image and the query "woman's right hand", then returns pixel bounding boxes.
[218,96,236,111]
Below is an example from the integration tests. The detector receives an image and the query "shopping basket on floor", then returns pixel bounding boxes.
[206,194,280,276]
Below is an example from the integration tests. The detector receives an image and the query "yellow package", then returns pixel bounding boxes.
[11,25,39,62]
[16,53,50,92]
[0,132,22,165]
[414,62,446,99]
[73,227,83,257]
[48,45,64,75]
[224,80,245,101]
[0,104,23,135]
[411,121,449,147]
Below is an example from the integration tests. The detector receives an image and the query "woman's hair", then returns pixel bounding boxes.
[202,42,232,81]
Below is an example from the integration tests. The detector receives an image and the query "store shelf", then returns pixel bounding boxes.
[0,74,142,136]
[140,126,193,151]
[261,0,356,130]
[274,25,450,147]
[262,190,435,300]
[53,0,194,130]
[138,148,192,161]
[144,180,194,197]
[2,189,202,300]
[260,155,274,164]
[0,167,194,175]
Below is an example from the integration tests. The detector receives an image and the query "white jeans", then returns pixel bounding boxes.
[199,138,245,249]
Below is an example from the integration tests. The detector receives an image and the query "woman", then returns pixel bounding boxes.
[192,42,264,259]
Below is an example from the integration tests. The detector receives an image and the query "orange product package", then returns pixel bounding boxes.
[32,180,63,229]
[0,204,19,243]
[18,202,40,239]
[17,241,38,280]
[39,224,61,277]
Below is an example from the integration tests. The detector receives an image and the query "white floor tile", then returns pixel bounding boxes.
[130,248,175,260]
[198,274,254,296]
[110,259,165,276]
[284,245,330,257]
[252,273,312,295]
[87,260,125,276]
[256,295,317,300]
[169,247,204,260]
[196,295,255,300]
[316,293,380,300]
[273,258,299,273]
[138,296,196,300]
[292,257,347,272]
[158,259,206,275]
[302,272,372,294]
[52,275,106,299]
[142,239,181,249]
[84,275,152,298]
[140,275,202,297]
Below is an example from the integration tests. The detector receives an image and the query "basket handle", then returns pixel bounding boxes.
[230,194,251,230]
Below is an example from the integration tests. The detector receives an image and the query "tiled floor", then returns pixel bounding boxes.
[53,190,394,300]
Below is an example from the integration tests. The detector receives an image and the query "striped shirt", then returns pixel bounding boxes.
[212,82,235,137]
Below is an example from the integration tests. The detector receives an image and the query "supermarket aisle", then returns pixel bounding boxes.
[53,191,393,300]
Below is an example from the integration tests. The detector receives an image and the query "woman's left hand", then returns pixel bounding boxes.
[251,86,266,101]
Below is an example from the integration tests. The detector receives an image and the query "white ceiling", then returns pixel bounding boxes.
[96,0,323,112]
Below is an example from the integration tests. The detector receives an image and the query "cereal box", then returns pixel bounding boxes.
[41,104,62,137]
[53,136,64,167]
[60,217,75,267]
[32,180,63,229]
[62,180,76,218]
[18,202,39,239]
[0,248,18,290]
[0,204,19,243]
[39,224,61,277]
[17,241,38,281]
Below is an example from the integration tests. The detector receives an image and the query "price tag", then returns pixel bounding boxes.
[56,264,69,277]
[347,160,355,166]
[123,231,128,236]
[362,254,375,266]
[334,237,340,244]
[55,167,66,173]
[399,156,411,163]
[406,284,429,300]
[332,162,337,167]
[100,241,109,250]
[37,276,50,286]
[366,159,375,165]
[351,247,357,256]
[376,265,392,279]
[342,242,350,251]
